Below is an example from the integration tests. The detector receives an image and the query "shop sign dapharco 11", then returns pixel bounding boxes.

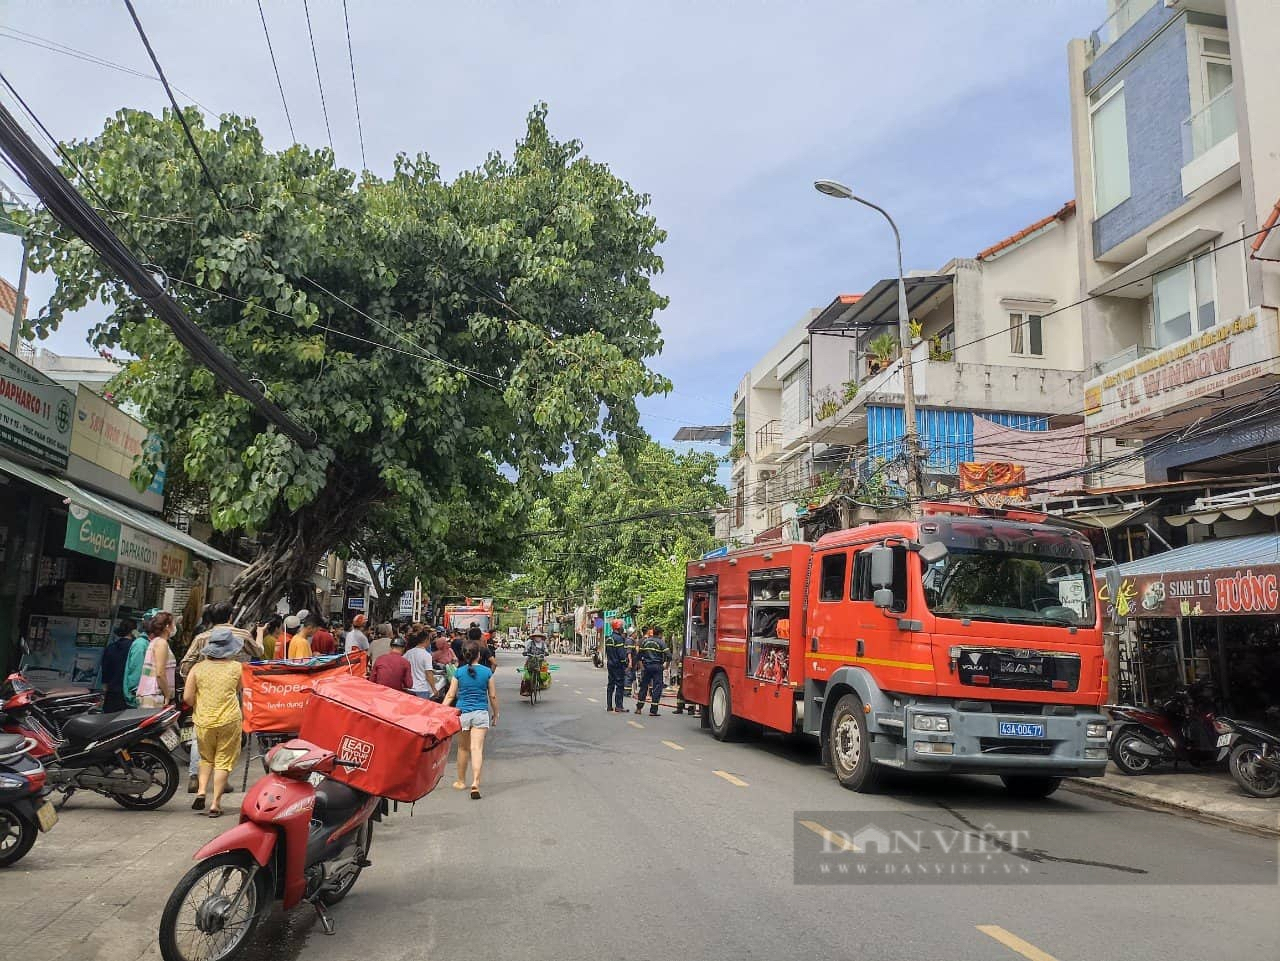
[0,349,74,469]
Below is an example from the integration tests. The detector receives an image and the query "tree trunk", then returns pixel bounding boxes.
[227,478,381,627]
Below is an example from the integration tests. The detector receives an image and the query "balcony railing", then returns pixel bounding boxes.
[1097,343,1155,375]
[1182,85,1237,164]
[754,419,780,457]
[1089,0,1156,57]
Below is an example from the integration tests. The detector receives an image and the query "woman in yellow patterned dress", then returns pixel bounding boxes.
[182,626,245,816]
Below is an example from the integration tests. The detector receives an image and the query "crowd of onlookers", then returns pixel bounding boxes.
[96,605,511,810]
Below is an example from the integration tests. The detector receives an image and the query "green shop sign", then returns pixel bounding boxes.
[64,504,121,561]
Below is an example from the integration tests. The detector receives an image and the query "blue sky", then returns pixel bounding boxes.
[0,0,1105,449]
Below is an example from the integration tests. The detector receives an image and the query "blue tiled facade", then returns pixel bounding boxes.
[866,406,1048,474]
[1088,8,1191,258]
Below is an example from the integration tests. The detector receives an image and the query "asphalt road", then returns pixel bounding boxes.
[3,657,1277,961]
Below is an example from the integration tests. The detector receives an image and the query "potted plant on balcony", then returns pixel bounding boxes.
[928,334,953,362]
[866,333,897,374]
[813,387,841,421]
[728,420,746,461]
[908,319,923,345]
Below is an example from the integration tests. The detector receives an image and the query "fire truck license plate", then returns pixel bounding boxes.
[999,722,1045,738]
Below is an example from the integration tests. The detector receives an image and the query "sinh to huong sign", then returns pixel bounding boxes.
[1083,307,1280,435]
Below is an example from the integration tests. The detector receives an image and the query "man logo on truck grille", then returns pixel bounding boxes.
[338,735,374,770]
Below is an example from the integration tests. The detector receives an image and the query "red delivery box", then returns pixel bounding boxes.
[300,675,461,802]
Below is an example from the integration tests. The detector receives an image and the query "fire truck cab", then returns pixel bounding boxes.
[681,506,1110,796]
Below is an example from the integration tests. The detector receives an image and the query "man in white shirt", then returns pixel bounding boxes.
[403,629,439,698]
[344,614,370,654]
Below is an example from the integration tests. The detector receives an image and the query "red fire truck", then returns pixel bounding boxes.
[681,504,1110,797]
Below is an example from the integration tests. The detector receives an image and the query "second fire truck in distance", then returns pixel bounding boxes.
[681,504,1110,797]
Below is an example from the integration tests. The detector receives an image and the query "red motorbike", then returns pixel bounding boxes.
[158,738,383,961]
[1106,680,1228,775]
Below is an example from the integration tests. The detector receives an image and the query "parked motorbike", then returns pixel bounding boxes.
[0,733,56,868]
[1217,714,1280,798]
[158,738,382,961]
[1,689,181,810]
[590,645,602,669]
[3,670,104,730]
[1105,680,1225,775]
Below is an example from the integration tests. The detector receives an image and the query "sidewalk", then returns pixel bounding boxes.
[1066,764,1280,837]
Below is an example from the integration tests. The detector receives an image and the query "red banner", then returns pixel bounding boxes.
[241,651,368,734]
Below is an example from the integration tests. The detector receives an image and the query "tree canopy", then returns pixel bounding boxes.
[512,441,725,637]
[23,105,670,619]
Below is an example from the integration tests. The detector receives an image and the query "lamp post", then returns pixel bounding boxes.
[814,179,924,513]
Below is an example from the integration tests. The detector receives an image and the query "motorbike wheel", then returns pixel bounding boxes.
[321,819,373,905]
[0,806,38,868]
[1110,725,1160,775]
[110,743,180,810]
[159,851,268,961]
[1229,742,1280,798]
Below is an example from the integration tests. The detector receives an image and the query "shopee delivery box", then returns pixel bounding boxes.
[300,675,461,802]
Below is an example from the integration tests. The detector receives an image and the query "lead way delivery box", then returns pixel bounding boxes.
[300,675,461,802]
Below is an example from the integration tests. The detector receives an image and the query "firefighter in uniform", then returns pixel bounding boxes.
[604,625,628,712]
[634,627,671,716]
[624,629,641,699]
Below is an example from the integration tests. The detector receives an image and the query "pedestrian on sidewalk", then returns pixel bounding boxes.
[403,629,439,698]
[310,619,337,656]
[443,640,498,800]
[370,636,413,691]
[122,614,153,708]
[635,626,671,717]
[344,614,371,654]
[179,601,259,793]
[136,612,177,709]
[99,619,136,713]
[605,625,628,712]
[287,613,319,659]
[257,614,284,660]
[184,626,245,817]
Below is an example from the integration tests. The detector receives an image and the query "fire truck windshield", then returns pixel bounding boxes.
[922,548,1094,627]
[449,614,491,633]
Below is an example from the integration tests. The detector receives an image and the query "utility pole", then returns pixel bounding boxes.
[814,180,925,514]
[8,238,26,355]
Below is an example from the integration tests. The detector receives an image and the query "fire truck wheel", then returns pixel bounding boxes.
[999,775,1062,799]
[828,694,882,793]
[708,674,744,741]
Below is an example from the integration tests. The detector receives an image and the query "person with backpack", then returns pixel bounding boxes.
[123,613,154,708]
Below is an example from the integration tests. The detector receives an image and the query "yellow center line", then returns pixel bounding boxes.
[628,720,644,729]
[976,926,1062,961]
[661,740,684,751]
[713,770,748,787]
[586,697,598,703]
[797,819,859,852]
[574,689,582,694]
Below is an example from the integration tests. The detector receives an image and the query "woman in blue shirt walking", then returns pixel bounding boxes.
[443,641,499,799]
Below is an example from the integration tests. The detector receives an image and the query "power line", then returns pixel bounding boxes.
[120,0,230,216]
[301,0,335,152]
[255,0,296,143]
[0,96,315,448]
[0,26,216,116]
[341,0,367,170]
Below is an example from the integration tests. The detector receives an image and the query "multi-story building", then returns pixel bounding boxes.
[721,199,1112,545]
[1073,0,1280,493]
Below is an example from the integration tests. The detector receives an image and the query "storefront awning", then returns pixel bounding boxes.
[1108,533,1280,579]
[0,453,246,570]
[1165,484,1280,527]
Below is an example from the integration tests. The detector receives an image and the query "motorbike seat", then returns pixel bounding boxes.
[313,778,368,825]
[61,708,157,743]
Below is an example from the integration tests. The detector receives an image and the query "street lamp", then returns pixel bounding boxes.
[814,179,924,511]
